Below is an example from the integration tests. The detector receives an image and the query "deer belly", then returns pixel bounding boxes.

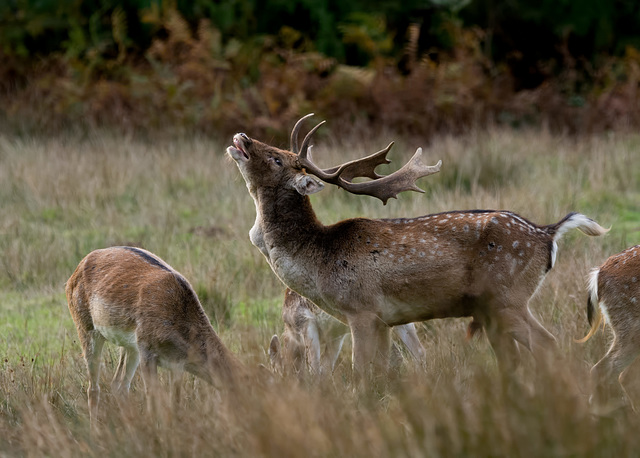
[90,296,137,346]
[381,294,471,326]
[94,325,137,348]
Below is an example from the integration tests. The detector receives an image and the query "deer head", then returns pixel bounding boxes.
[227,113,442,204]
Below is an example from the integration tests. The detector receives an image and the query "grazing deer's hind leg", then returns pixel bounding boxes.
[83,330,106,423]
[112,345,140,394]
[112,348,127,391]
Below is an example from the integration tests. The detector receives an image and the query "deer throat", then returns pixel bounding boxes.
[249,186,324,297]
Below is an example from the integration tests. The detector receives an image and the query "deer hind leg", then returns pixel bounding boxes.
[617,355,640,412]
[112,345,140,394]
[325,333,348,374]
[112,348,127,391]
[82,329,106,424]
[485,320,521,373]
[349,313,391,390]
[591,335,640,410]
[487,304,557,369]
[512,309,558,363]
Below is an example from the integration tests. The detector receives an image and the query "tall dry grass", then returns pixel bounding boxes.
[0,126,639,456]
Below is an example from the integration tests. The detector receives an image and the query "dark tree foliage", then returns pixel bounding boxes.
[2,0,640,135]
[3,0,639,66]
[460,0,640,88]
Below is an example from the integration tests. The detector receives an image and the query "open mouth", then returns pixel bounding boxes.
[227,133,250,162]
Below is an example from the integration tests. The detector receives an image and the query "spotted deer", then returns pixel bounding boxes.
[65,246,242,423]
[577,245,640,410]
[269,288,425,376]
[227,114,608,384]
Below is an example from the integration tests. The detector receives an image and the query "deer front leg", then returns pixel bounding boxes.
[349,313,391,390]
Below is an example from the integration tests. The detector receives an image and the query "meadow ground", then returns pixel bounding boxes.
[1,126,639,456]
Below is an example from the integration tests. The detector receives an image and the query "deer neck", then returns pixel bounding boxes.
[250,185,323,292]
[186,324,243,385]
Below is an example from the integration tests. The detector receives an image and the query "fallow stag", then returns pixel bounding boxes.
[227,114,608,385]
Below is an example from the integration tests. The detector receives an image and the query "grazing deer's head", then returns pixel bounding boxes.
[268,288,426,377]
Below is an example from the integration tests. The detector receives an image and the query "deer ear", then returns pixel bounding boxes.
[269,335,282,371]
[269,335,280,358]
[293,175,324,195]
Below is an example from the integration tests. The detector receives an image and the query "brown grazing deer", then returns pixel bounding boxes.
[577,245,640,410]
[227,114,608,384]
[269,288,425,376]
[66,246,242,423]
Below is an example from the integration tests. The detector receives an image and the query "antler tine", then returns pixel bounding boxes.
[290,115,441,204]
[337,148,442,204]
[299,120,326,159]
[321,142,394,181]
[290,113,315,155]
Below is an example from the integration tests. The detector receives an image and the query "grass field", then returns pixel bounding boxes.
[1,126,639,456]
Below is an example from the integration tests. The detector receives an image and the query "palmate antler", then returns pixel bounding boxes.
[290,113,442,204]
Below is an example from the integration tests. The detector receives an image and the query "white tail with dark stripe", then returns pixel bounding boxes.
[66,246,242,423]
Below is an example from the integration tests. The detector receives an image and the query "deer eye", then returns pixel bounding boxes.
[273,157,283,167]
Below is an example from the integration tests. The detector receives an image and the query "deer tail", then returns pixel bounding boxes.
[551,212,609,241]
[575,268,604,343]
